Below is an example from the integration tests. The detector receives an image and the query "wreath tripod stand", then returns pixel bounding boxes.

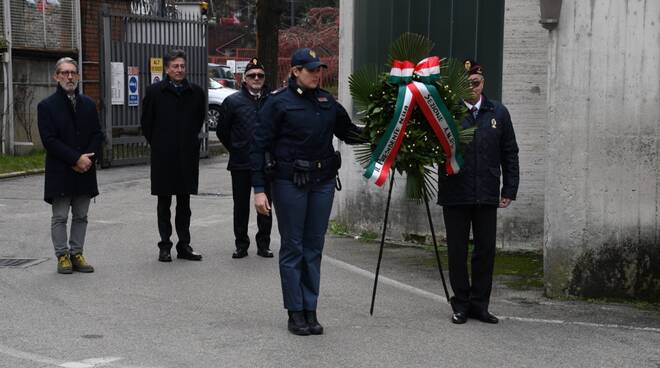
[369,173,453,315]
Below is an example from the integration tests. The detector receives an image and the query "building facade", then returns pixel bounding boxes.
[337,0,660,300]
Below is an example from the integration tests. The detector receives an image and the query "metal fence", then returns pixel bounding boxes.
[10,0,77,51]
[100,7,208,167]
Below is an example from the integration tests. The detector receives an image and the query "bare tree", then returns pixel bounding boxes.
[256,0,285,89]
[13,84,35,144]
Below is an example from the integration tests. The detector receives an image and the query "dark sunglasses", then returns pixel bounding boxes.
[245,73,265,80]
[469,79,483,87]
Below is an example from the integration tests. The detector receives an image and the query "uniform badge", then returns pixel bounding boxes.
[250,57,258,65]
[296,88,303,95]
[491,118,497,128]
[464,60,471,71]
[309,50,316,58]
[317,96,328,102]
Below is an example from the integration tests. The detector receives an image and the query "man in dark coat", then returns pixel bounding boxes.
[216,57,273,259]
[141,49,206,262]
[37,57,104,274]
[437,60,519,325]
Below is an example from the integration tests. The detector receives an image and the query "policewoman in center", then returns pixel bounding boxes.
[251,48,364,336]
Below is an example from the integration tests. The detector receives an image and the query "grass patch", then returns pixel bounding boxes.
[328,220,350,236]
[0,150,45,174]
[494,250,544,290]
[359,230,379,242]
[420,244,544,290]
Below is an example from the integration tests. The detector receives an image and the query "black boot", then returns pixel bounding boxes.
[287,311,310,336]
[304,310,324,335]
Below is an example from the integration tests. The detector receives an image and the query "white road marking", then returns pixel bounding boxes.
[60,357,123,367]
[0,342,62,365]
[324,255,660,334]
[0,342,160,368]
[93,220,125,225]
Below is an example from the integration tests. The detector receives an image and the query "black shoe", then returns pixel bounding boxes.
[304,310,324,335]
[257,249,274,258]
[451,311,468,324]
[287,311,310,336]
[176,245,202,261]
[469,310,499,324]
[158,249,172,262]
[232,249,248,259]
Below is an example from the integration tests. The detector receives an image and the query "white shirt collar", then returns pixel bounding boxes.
[464,95,482,111]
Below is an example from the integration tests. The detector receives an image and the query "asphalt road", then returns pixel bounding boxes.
[1,156,659,368]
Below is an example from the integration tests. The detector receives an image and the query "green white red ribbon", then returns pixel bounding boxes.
[364,57,463,186]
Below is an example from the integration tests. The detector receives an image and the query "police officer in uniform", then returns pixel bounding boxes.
[216,58,274,259]
[437,60,519,325]
[251,48,364,336]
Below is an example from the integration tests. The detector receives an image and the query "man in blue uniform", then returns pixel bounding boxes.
[251,48,364,336]
[216,58,273,259]
[437,60,519,325]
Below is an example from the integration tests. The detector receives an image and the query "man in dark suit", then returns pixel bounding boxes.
[216,58,273,259]
[37,57,104,274]
[141,49,206,262]
[437,60,519,324]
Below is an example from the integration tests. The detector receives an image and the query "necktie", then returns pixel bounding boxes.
[470,106,478,119]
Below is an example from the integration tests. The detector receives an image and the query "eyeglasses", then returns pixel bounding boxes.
[58,71,79,77]
[245,73,265,80]
[469,79,483,88]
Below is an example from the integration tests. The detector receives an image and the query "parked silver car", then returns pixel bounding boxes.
[207,78,238,130]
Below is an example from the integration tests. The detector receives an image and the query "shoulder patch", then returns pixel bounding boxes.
[271,87,286,95]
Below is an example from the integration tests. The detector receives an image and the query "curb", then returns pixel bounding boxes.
[0,169,45,180]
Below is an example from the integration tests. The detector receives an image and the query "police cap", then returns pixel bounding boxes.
[245,57,264,73]
[291,48,327,70]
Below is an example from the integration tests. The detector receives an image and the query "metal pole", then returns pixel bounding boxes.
[3,0,14,155]
[422,190,453,307]
[369,172,395,316]
[290,0,294,27]
[101,5,112,166]
[74,0,83,94]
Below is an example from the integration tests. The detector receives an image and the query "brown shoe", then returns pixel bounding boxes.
[57,255,73,274]
[70,254,95,273]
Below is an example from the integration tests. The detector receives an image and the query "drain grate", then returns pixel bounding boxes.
[0,258,48,268]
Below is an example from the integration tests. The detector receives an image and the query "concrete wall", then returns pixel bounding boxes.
[334,0,548,250]
[544,0,660,300]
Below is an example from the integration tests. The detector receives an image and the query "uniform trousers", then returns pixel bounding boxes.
[231,170,272,252]
[157,194,191,250]
[442,205,497,314]
[51,195,91,257]
[272,178,335,311]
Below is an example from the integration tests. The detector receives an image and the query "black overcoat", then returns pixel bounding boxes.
[37,85,104,204]
[141,78,206,195]
[437,95,519,206]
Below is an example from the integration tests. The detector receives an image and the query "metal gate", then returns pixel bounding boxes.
[100,7,208,167]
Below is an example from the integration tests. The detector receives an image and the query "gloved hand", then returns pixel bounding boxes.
[264,152,277,179]
[293,171,309,187]
[293,160,311,187]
